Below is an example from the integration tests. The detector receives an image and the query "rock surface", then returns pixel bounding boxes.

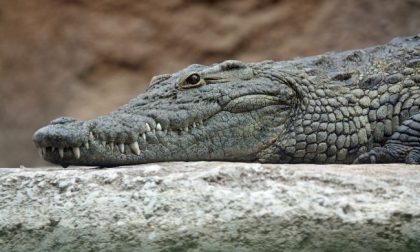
[0,162,419,251]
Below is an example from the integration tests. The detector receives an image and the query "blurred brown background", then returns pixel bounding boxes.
[0,0,419,167]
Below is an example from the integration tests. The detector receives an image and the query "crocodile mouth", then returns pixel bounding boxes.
[33,102,287,167]
[33,86,290,167]
[33,113,216,167]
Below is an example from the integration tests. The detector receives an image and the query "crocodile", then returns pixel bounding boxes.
[33,35,420,167]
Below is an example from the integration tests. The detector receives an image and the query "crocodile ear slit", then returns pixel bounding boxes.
[270,71,304,101]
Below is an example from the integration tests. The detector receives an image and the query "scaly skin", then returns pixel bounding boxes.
[33,35,420,167]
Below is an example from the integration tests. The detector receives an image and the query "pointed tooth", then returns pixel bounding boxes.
[59,148,64,158]
[129,142,140,155]
[192,122,196,128]
[156,123,162,131]
[42,147,47,155]
[84,142,89,149]
[118,143,125,153]
[142,133,146,140]
[110,142,114,151]
[184,126,189,132]
[72,147,80,159]
[89,132,95,141]
[38,148,43,158]
[164,129,168,134]
[145,123,151,132]
[102,141,106,147]
[51,147,56,152]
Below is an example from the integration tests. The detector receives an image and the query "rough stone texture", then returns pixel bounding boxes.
[1,0,420,167]
[1,162,419,251]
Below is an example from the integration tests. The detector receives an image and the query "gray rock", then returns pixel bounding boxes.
[0,162,419,252]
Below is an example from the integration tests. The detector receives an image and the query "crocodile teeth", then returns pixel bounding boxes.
[37,148,43,158]
[129,142,140,155]
[199,120,203,125]
[42,147,47,155]
[192,122,196,128]
[118,143,125,153]
[156,123,162,131]
[145,123,151,132]
[184,126,189,132]
[102,141,106,147]
[73,147,80,159]
[84,142,89,149]
[59,148,64,158]
[110,142,114,151]
[51,147,56,152]
[142,133,146,140]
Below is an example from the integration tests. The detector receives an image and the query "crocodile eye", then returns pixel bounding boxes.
[179,73,204,89]
[186,74,200,85]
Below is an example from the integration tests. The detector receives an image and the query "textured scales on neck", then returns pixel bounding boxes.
[33,35,420,167]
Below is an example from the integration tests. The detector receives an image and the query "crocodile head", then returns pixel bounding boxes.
[33,60,299,167]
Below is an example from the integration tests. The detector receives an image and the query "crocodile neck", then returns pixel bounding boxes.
[258,65,419,163]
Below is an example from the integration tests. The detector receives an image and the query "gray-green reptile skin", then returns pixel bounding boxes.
[33,35,420,167]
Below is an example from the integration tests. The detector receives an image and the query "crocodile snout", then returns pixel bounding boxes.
[33,114,153,166]
[33,117,90,160]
